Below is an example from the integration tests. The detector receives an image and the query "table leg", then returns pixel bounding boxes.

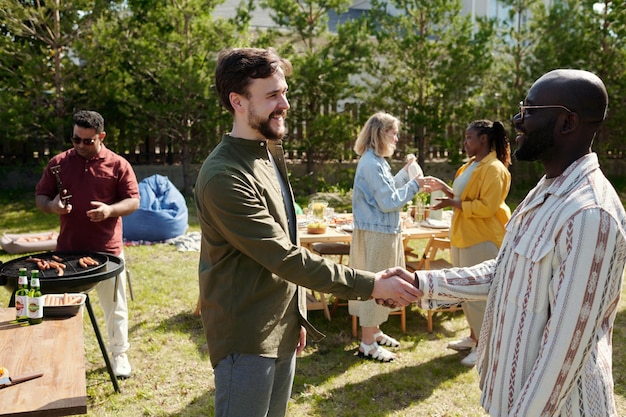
[113,275,118,303]
[85,294,121,393]
[126,269,135,301]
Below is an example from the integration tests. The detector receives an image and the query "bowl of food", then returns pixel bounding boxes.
[307,221,328,234]
[43,293,86,318]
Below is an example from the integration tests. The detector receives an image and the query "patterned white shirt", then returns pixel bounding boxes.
[416,153,626,416]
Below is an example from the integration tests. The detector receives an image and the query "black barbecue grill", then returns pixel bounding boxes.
[1,250,126,393]
[0,251,120,293]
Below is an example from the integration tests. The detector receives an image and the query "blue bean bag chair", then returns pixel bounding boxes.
[123,174,188,241]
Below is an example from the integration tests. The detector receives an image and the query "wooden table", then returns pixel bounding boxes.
[299,227,352,249]
[402,224,450,240]
[299,223,449,249]
[0,308,87,417]
[300,222,449,323]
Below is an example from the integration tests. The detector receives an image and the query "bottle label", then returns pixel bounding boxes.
[15,294,28,319]
[18,275,28,286]
[28,296,45,319]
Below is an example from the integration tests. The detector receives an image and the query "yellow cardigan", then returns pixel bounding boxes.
[450,151,511,249]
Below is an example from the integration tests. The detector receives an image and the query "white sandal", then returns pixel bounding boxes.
[356,341,395,362]
[373,331,400,348]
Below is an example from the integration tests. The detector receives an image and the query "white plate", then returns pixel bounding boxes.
[340,224,354,233]
[421,219,449,229]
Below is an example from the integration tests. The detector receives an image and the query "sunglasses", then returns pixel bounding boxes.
[518,101,573,123]
[70,135,97,145]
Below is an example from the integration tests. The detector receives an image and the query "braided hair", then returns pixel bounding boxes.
[468,120,511,167]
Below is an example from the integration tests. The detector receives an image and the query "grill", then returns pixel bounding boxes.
[0,251,124,294]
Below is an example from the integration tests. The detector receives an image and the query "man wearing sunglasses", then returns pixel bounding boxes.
[398,69,625,416]
[35,110,140,379]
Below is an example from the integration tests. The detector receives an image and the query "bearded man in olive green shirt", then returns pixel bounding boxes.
[194,47,419,417]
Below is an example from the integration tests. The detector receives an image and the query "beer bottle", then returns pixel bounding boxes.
[15,268,29,322]
[28,270,44,325]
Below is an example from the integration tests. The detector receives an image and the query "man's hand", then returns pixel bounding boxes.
[371,268,421,308]
[49,193,72,215]
[87,201,113,222]
[296,326,307,356]
[380,266,416,284]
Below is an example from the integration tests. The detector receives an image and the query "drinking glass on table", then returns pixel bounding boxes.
[308,200,328,221]
[324,207,335,222]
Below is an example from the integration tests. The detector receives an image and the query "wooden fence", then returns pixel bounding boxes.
[0,136,454,166]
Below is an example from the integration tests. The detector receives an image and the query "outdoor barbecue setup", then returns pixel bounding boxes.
[0,251,116,292]
[1,250,126,393]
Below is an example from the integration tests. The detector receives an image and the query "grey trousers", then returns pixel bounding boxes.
[213,351,296,417]
[451,241,499,338]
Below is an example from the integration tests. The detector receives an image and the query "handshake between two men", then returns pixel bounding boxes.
[371,267,422,309]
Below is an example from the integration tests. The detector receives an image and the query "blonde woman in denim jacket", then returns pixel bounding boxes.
[350,112,426,361]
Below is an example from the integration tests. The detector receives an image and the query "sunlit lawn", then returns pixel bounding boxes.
[1,189,625,416]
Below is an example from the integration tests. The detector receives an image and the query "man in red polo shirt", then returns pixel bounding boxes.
[35,110,140,378]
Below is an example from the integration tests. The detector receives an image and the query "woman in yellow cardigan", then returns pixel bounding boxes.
[426,119,511,367]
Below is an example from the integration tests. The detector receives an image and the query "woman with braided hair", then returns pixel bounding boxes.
[426,119,511,367]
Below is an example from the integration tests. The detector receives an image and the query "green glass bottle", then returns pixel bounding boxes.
[28,270,44,325]
[15,268,29,322]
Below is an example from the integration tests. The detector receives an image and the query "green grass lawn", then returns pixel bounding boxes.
[1,190,626,416]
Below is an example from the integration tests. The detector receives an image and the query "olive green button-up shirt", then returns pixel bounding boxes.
[195,135,375,368]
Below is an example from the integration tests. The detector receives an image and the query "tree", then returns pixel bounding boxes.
[491,0,544,113]
[262,0,374,194]
[0,0,106,157]
[367,0,495,167]
[528,0,626,156]
[73,0,248,195]
[0,0,624,190]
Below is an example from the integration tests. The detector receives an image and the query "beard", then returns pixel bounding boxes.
[513,118,556,162]
[248,108,287,140]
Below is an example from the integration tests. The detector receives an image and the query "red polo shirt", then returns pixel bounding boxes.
[35,145,139,256]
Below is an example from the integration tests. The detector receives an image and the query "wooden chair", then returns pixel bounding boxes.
[406,234,461,332]
[306,290,332,321]
[405,234,453,272]
[311,242,351,264]
[308,242,351,321]
[309,241,406,334]
[387,306,407,334]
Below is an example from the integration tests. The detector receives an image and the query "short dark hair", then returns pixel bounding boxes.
[73,110,104,133]
[214,48,293,114]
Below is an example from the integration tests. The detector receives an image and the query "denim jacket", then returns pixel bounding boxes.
[352,149,420,234]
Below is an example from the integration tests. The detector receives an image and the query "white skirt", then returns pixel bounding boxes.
[348,229,405,327]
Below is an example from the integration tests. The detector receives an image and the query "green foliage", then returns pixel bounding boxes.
[366,0,495,166]
[414,190,430,205]
[0,0,104,149]
[71,0,261,194]
[527,0,626,153]
[265,0,372,192]
[1,0,626,197]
